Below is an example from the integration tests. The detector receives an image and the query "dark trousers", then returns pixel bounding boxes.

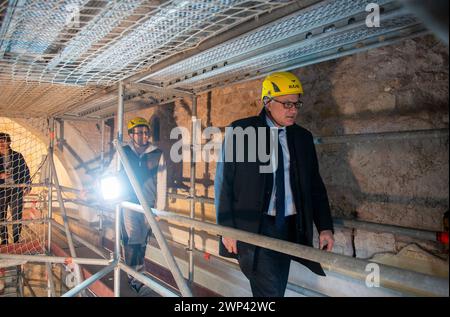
[120,210,152,269]
[0,189,24,245]
[238,214,297,297]
[121,213,153,295]
[123,243,147,270]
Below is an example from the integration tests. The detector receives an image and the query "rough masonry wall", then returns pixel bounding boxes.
[73,34,449,259]
[293,35,449,258]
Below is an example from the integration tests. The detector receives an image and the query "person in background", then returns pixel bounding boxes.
[117,117,167,296]
[0,132,31,245]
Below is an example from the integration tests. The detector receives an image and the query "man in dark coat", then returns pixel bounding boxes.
[0,132,31,245]
[215,72,334,297]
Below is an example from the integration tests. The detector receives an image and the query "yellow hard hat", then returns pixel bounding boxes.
[127,117,150,132]
[261,71,303,100]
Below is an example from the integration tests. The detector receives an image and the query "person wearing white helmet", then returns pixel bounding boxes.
[215,71,334,297]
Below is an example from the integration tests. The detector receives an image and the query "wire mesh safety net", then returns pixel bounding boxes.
[0,0,290,87]
[0,117,48,256]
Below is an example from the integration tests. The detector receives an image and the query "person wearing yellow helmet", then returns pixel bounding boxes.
[261,71,304,127]
[127,117,151,152]
[215,71,334,297]
[118,116,167,296]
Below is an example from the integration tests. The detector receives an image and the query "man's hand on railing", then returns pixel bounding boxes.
[319,230,334,251]
[222,236,238,254]
[0,172,9,179]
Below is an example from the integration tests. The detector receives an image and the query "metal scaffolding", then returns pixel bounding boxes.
[0,0,290,86]
[1,76,448,296]
[0,0,448,298]
[2,98,448,297]
[1,0,434,119]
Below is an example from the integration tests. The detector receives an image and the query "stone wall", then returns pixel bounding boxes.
[71,34,449,260]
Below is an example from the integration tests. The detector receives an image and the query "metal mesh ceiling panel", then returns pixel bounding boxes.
[145,0,395,83]
[167,13,425,91]
[0,81,101,117]
[140,0,426,93]
[0,0,290,86]
[0,0,430,118]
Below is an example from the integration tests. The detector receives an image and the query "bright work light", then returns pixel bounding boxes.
[100,175,122,201]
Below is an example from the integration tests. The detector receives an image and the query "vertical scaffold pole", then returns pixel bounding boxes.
[188,95,198,284]
[114,81,125,297]
[46,118,55,297]
[47,119,55,252]
[49,129,84,294]
[99,119,105,247]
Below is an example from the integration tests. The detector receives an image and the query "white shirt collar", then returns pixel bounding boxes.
[126,141,158,157]
[265,114,286,131]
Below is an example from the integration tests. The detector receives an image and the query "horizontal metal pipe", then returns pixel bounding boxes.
[64,194,441,243]
[0,218,49,226]
[121,202,448,297]
[55,115,103,122]
[62,263,116,297]
[314,128,448,145]
[63,198,108,210]
[51,219,109,259]
[0,183,84,195]
[156,128,448,159]
[118,262,179,297]
[54,185,82,194]
[0,253,111,266]
[168,193,214,205]
[334,218,437,241]
[286,282,327,297]
[167,193,441,242]
[0,183,47,189]
[24,199,59,203]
